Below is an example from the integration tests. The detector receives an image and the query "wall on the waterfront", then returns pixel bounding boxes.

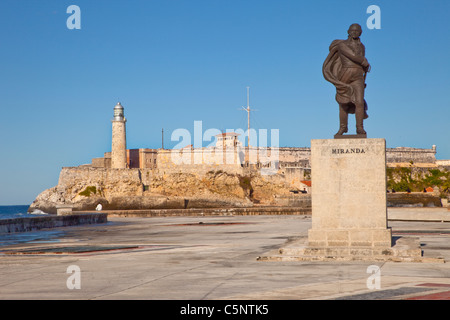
[0,213,107,233]
[387,193,442,207]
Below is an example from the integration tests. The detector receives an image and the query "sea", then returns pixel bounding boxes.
[0,205,48,220]
[0,205,63,246]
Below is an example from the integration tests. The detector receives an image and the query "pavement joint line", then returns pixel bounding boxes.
[89,262,215,300]
[0,243,213,256]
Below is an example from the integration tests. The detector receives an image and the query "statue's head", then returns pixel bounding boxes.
[348,23,362,39]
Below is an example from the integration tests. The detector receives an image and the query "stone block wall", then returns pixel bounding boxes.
[386,146,436,164]
[92,145,439,172]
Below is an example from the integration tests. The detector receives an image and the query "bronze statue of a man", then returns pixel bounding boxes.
[323,23,370,136]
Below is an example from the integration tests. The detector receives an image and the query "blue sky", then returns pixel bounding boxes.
[1,0,449,205]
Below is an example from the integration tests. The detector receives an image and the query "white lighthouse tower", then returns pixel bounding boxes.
[111,102,127,169]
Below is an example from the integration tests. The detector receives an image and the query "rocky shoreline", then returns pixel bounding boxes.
[28,167,310,214]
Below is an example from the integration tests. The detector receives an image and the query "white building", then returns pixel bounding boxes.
[215,132,242,148]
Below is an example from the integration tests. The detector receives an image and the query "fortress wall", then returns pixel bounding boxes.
[60,145,443,199]
[157,147,311,171]
[158,148,244,167]
[436,160,450,168]
[278,147,311,165]
[170,166,243,176]
[92,146,438,172]
[157,148,246,176]
[386,147,436,164]
[275,146,435,166]
[140,168,155,186]
[58,167,144,199]
[156,163,244,176]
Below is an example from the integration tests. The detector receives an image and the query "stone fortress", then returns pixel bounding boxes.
[92,102,441,176]
[29,102,448,214]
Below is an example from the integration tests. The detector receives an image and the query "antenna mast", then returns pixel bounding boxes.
[242,86,251,147]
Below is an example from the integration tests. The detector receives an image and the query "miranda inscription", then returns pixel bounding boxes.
[332,148,366,154]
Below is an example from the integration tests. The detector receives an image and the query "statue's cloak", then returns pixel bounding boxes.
[322,39,368,117]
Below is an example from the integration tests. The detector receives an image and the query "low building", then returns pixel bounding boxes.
[215,132,242,148]
[300,180,312,193]
[127,148,158,169]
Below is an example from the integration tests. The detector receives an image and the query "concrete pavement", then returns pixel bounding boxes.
[1,207,450,301]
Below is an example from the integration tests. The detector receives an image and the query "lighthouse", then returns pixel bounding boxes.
[111,102,127,168]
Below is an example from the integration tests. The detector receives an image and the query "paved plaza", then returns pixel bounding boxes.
[1,207,450,300]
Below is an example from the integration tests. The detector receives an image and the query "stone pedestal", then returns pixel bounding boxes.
[308,138,392,248]
[257,138,441,262]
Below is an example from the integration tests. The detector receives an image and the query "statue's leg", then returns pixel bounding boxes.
[354,80,366,135]
[336,104,348,135]
[355,106,365,134]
